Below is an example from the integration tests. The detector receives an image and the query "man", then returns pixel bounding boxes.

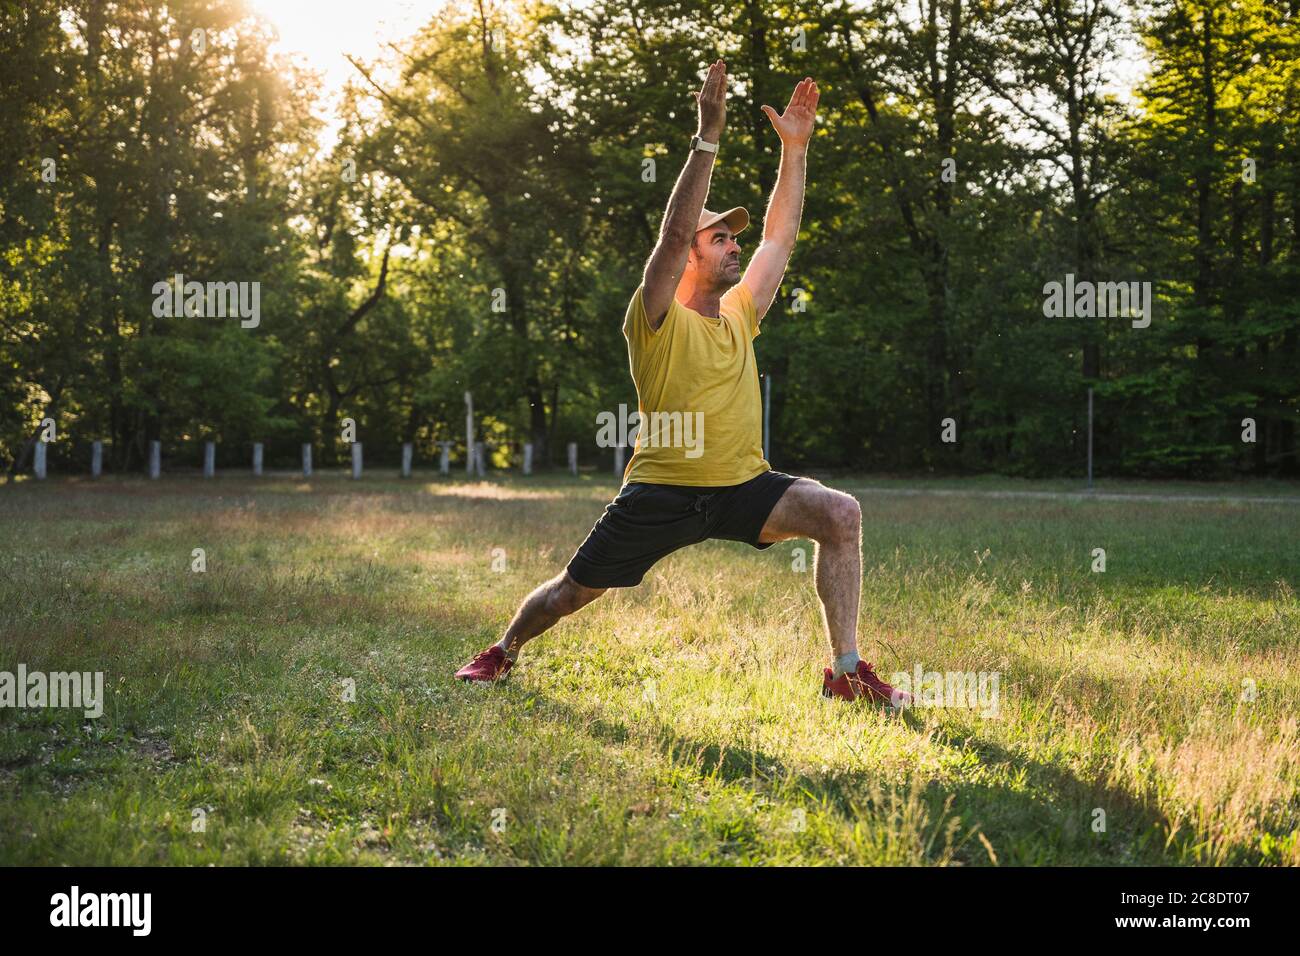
[456,61,908,706]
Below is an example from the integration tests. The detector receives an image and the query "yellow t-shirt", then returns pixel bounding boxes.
[621,281,770,486]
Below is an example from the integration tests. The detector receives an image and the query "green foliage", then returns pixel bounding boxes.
[1,0,1297,477]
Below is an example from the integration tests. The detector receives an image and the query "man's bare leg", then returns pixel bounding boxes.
[496,571,607,656]
[756,477,908,703]
[757,478,862,657]
[456,571,606,681]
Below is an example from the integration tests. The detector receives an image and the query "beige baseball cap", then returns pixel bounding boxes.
[696,206,750,236]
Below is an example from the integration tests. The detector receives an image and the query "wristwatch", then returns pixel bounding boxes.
[690,135,719,154]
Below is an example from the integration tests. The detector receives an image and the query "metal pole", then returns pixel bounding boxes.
[1087,387,1094,490]
[465,391,474,475]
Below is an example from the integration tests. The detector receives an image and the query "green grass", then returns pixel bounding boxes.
[1,473,1297,866]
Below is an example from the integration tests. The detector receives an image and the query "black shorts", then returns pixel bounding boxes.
[565,469,800,589]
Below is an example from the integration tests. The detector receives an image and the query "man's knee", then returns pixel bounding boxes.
[817,490,861,545]
[546,572,606,616]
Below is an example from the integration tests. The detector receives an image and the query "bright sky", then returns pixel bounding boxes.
[249,0,432,87]
[246,0,437,147]
[246,0,1148,157]
[250,0,1147,96]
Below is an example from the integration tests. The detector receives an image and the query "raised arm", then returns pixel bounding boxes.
[642,60,728,331]
[741,77,819,324]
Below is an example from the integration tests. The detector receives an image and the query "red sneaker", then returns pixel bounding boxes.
[455,645,513,683]
[822,661,911,707]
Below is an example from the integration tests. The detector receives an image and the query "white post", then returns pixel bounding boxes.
[91,441,103,478]
[149,440,161,479]
[523,442,533,476]
[402,442,413,478]
[252,442,263,476]
[465,391,475,476]
[567,442,577,476]
[438,441,451,475]
[33,440,47,480]
[763,373,772,461]
[474,441,486,477]
[204,441,215,478]
[613,444,624,478]
[302,443,312,477]
[351,442,363,480]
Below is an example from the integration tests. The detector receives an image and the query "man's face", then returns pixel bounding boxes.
[690,226,742,289]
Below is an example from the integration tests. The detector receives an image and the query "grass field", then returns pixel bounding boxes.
[1,473,1297,866]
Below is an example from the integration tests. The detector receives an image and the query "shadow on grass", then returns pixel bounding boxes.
[516,688,1197,866]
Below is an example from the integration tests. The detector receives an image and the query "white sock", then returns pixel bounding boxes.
[495,637,519,661]
[832,651,860,678]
